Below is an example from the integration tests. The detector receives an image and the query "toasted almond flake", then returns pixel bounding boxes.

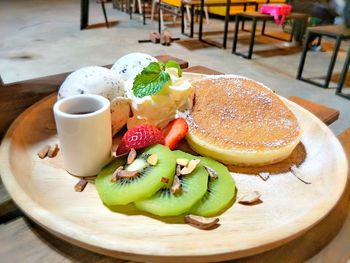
[176,164,182,177]
[171,176,182,194]
[38,145,50,159]
[204,165,218,180]
[258,172,270,181]
[290,165,311,184]
[161,177,169,184]
[47,144,59,158]
[184,215,219,230]
[238,191,261,205]
[111,166,124,182]
[118,170,139,178]
[74,178,88,192]
[46,123,57,131]
[147,154,158,166]
[176,158,189,166]
[127,148,137,164]
[180,159,201,175]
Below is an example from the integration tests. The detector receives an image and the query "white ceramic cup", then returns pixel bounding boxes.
[53,94,112,177]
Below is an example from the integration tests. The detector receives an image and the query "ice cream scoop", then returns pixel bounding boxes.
[111,53,158,81]
[58,66,130,135]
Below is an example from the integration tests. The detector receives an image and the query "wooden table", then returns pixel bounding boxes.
[1,61,349,262]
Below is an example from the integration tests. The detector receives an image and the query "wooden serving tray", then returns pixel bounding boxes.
[0,74,348,262]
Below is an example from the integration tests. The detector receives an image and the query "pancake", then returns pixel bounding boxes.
[185,75,301,166]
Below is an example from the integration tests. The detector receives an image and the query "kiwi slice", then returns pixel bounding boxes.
[189,156,236,216]
[95,144,175,206]
[134,151,208,216]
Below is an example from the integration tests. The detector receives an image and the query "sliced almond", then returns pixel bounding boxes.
[171,176,182,194]
[161,177,169,184]
[238,191,261,205]
[111,166,124,182]
[74,178,88,192]
[127,148,137,164]
[176,164,182,177]
[180,159,201,175]
[290,165,311,184]
[118,170,139,178]
[184,215,219,230]
[47,144,59,158]
[204,165,218,180]
[38,145,50,159]
[258,172,270,181]
[176,158,189,167]
[147,154,158,166]
[45,123,57,131]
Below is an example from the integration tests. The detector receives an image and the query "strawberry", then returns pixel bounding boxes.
[116,124,165,155]
[163,118,188,150]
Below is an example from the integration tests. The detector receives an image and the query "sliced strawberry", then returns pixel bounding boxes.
[163,118,188,150]
[116,124,165,155]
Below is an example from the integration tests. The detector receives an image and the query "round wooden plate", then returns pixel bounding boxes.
[0,73,348,262]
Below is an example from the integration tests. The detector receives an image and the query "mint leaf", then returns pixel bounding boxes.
[133,62,171,98]
[166,60,182,77]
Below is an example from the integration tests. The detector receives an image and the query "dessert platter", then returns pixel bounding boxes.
[0,53,348,262]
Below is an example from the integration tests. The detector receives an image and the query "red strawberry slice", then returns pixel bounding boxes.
[116,124,165,155]
[163,118,188,150]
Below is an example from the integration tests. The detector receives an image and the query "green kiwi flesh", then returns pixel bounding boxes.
[95,144,175,206]
[134,151,208,216]
[189,156,236,216]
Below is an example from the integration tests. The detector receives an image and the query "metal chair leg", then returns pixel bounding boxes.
[248,18,257,59]
[297,31,312,79]
[101,2,109,28]
[324,35,342,88]
[232,15,240,53]
[336,45,350,97]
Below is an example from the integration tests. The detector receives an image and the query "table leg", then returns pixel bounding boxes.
[248,18,257,59]
[199,0,204,41]
[181,3,184,34]
[336,45,350,95]
[232,15,240,53]
[324,36,342,88]
[190,5,194,38]
[158,1,161,33]
[297,31,312,79]
[223,0,231,49]
[143,0,146,25]
[80,0,89,30]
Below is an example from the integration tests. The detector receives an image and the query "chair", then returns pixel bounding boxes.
[155,0,209,32]
[297,25,350,90]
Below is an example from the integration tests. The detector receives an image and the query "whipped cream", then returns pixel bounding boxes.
[125,68,193,129]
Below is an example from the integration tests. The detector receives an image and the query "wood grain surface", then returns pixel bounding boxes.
[0,73,348,262]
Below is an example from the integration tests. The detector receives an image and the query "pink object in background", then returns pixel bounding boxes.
[260,4,292,25]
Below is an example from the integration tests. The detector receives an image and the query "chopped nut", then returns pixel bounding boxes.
[258,172,270,181]
[184,215,219,230]
[176,164,182,177]
[161,177,169,184]
[171,176,182,194]
[111,166,124,182]
[74,178,88,192]
[118,170,139,178]
[47,144,59,158]
[45,123,56,131]
[290,165,311,184]
[38,145,50,159]
[176,158,189,166]
[127,148,137,164]
[180,159,201,175]
[147,154,158,166]
[238,191,261,205]
[204,165,218,180]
